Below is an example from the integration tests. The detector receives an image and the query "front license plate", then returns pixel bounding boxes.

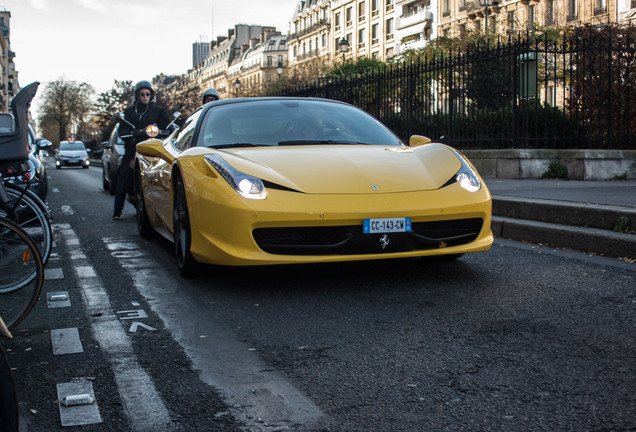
[363,217,411,234]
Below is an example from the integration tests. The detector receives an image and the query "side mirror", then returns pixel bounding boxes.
[35,137,53,149]
[409,135,432,147]
[100,141,111,150]
[173,111,181,120]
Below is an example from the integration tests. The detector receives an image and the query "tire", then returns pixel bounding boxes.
[0,217,44,327]
[108,169,117,195]
[1,183,53,268]
[173,178,199,277]
[0,342,19,432]
[135,169,154,238]
[102,168,109,191]
[55,165,61,169]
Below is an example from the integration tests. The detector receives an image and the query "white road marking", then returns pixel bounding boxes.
[60,205,74,215]
[105,237,328,431]
[51,328,83,355]
[57,229,172,431]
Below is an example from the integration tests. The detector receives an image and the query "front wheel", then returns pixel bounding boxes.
[173,178,199,277]
[135,169,153,238]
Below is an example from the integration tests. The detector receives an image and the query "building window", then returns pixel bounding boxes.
[335,12,341,30]
[372,23,379,44]
[443,0,450,17]
[293,45,298,57]
[508,11,516,32]
[322,33,327,47]
[386,0,394,12]
[346,7,353,26]
[546,0,555,25]
[386,17,394,39]
[528,5,536,29]
[567,0,578,20]
[372,0,379,16]
[359,1,366,22]
[358,28,366,48]
[267,55,272,66]
[459,0,466,12]
[459,23,467,35]
[594,0,607,15]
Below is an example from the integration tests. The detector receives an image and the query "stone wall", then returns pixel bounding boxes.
[462,149,636,180]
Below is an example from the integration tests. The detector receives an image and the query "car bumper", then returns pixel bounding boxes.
[57,159,89,167]
[183,179,493,266]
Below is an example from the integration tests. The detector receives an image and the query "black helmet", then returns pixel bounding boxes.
[202,88,220,104]
[134,80,154,101]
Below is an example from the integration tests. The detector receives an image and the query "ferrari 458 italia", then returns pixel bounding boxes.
[134,98,493,276]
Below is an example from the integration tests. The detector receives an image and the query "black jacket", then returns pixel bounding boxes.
[118,102,171,164]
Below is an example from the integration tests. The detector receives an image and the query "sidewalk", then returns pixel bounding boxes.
[486,178,636,208]
[485,178,636,259]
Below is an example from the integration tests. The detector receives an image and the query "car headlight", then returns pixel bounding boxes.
[204,154,267,200]
[451,149,481,192]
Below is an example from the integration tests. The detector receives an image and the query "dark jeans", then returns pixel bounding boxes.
[113,163,134,211]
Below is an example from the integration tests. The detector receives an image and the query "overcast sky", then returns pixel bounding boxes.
[4,0,293,96]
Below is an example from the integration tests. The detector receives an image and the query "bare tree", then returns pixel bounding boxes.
[37,78,95,144]
[93,80,133,140]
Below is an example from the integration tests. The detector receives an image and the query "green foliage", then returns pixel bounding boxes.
[614,216,636,234]
[541,162,568,179]
[326,57,388,77]
[613,172,629,181]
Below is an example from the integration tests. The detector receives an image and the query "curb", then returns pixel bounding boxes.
[491,215,636,259]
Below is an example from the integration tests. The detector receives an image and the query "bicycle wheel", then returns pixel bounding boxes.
[0,217,43,327]
[0,341,19,432]
[0,182,52,266]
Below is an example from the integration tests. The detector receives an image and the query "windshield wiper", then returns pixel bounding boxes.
[278,140,370,146]
[209,143,266,149]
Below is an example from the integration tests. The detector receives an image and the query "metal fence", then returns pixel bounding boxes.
[276,26,635,150]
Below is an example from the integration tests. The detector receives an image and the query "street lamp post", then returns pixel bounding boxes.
[337,39,349,65]
[276,61,284,94]
[478,0,495,32]
[234,79,241,97]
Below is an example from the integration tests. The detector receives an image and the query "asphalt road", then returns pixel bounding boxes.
[4,159,635,432]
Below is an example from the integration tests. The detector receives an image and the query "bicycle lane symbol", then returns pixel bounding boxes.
[116,307,157,333]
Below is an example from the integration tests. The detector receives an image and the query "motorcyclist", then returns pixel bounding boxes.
[113,80,170,220]
[202,88,220,104]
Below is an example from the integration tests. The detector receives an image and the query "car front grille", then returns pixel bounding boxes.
[252,218,484,256]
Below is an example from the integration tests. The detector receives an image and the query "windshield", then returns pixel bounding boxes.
[60,141,86,151]
[197,99,403,148]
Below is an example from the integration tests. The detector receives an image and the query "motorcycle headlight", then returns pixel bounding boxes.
[204,154,267,200]
[146,125,159,138]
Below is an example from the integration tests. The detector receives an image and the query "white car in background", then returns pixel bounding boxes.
[55,140,90,169]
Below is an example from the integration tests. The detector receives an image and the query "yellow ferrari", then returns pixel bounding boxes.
[134,98,492,276]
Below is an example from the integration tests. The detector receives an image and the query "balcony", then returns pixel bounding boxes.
[287,19,331,41]
[397,6,432,30]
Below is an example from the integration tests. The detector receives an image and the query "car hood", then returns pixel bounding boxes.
[190,143,463,194]
[58,150,87,157]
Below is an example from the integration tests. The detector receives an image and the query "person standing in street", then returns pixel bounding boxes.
[113,80,170,220]
[202,88,220,105]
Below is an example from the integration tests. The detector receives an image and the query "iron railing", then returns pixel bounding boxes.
[274,27,635,150]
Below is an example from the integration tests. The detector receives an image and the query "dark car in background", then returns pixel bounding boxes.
[56,140,90,169]
[101,123,124,195]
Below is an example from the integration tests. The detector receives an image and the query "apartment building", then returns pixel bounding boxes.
[288,0,331,67]
[227,32,288,96]
[438,0,624,37]
[0,8,17,113]
[330,0,398,61]
[395,0,438,54]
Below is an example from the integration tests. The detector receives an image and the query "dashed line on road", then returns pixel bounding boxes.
[54,226,173,431]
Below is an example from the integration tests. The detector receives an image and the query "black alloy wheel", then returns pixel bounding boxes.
[173,178,199,277]
[135,169,154,238]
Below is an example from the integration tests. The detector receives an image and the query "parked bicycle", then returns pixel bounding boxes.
[0,82,51,290]
[0,82,46,432]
